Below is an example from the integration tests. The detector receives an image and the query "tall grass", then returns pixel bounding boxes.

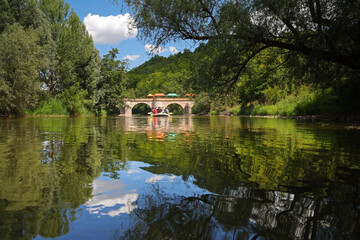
[26,98,68,116]
[230,87,339,116]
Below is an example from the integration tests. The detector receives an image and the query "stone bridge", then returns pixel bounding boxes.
[119,98,195,116]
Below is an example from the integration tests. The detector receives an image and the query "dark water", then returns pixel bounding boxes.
[0,116,359,240]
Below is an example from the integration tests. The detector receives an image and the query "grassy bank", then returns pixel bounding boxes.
[229,87,357,117]
[25,98,100,116]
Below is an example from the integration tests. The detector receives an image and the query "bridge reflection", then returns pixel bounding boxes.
[119,116,194,133]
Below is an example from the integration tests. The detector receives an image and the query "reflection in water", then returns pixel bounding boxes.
[86,179,138,216]
[0,116,359,239]
[121,115,194,132]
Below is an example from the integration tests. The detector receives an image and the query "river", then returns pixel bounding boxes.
[0,116,359,240]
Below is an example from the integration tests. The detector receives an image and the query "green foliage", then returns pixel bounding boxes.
[262,86,285,105]
[98,48,127,114]
[56,13,95,90]
[231,86,339,116]
[192,93,211,115]
[0,24,41,116]
[125,0,360,71]
[60,83,89,116]
[0,0,13,33]
[27,97,68,115]
[229,106,242,115]
[127,52,193,98]
[0,0,101,117]
[209,110,218,115]
[38,0,101,112]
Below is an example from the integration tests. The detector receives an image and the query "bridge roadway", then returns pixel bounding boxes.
[119,98,195,116]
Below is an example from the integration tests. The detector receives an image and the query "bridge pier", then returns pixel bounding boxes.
[184,104,192,115]
[119,101,133,117]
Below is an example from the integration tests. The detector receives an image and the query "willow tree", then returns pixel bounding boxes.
[120,0,360,86]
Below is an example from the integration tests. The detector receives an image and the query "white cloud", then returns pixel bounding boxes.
[123,55,140,61]
[84,13,137,44]
[145,44,167,54]
[169,46,179,54]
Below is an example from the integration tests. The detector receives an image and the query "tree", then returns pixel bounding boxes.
[121,0,360,83]
[39,0,98,95]
[38,0,71,96]
[39,0,101,113]
[99,48,128,113]
[0,24,41,116]
[0,0,43,32]
[84,50,102,109]
[0,0,14,33]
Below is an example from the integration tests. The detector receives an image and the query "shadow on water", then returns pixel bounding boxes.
[0,116,359,239]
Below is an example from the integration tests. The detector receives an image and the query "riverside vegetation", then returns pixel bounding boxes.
[0,0,359,117]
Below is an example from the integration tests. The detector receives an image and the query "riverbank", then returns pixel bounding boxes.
[216,110,360,124]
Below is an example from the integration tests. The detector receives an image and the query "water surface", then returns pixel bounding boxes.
[0,116,359,239]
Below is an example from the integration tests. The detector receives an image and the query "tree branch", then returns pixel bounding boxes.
[219,45,272,91]
[197,0,220,35]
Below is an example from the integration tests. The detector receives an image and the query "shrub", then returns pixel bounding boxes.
[60,83,89,116]
[209,109,218,115]
[230,105,242,115]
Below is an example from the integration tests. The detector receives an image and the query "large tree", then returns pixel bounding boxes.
[39,0,101,113]
[121,0,360,75]
[0,24,41,116]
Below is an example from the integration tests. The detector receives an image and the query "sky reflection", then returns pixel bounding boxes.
[77,161,213,238]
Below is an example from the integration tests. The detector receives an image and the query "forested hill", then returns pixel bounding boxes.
[125,50,196,98]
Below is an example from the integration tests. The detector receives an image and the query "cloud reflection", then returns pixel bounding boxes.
[145,175,165,184]
[86,179,138,216]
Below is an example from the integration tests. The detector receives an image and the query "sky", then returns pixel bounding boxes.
[66,0,197,69]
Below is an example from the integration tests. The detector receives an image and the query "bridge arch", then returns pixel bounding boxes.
[132,102,152,115]
[132,102,152,109]
[166,103,184,115]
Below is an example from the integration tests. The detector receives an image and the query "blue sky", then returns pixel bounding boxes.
[66,0,197,69]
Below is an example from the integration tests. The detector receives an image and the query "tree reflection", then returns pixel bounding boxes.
[114,185,359,240]
[111,117,360,239]
[0,118,112,239]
